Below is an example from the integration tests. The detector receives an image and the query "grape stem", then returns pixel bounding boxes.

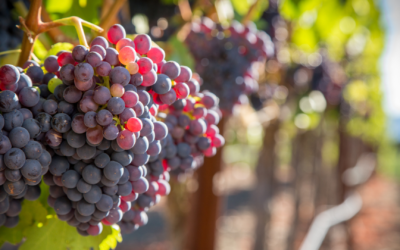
[98,0,127,36]
[112,117,125,130]
[17,0,104,66]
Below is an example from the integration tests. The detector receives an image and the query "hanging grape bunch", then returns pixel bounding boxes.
[185,17,274,114]
[0,21,225,237]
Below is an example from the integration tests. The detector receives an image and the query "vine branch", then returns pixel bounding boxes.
[99,0,127,36]
[17,0,103,66]
[241,0,262,25]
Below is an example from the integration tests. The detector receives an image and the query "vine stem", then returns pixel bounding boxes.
[241,0,262,25]
[98,0,127,36]
[17,0,103,66]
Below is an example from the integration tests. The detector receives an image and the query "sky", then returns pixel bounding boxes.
[380,0,400,141]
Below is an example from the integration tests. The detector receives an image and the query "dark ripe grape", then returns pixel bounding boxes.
[5,169,21,182]
[110,67,130,86]
[90,45,106,59]
[152,74,172,95]
[189,119,207,136]
[43,99,58,115]
[188,79,201,96]
[84,111,97,128]
[126,165,142,182]
[20,159,41,180]
[23,61,40,69]
[193,107,207,119]
[167,156,181,170]
[19,108,33,120]
[133,34,151,55]
[75,210,92,223]
[105,208,123,224]
[130,73,143,86]
[4,216,19,228]
[131,136,149,155]
[72,45,89,62]
[107,97,125,115]
[118,166,130,184]
[25,185,41,201]
[3,110,23,131]
[65,188,82,202]
[91,36,109,49]
[44,55,60,73]
[51,113,71,133]
[96,109,113,126]
[94,153,110,169]
[86,52,103,68]
[132,177,149,194]
[161,61,181,79]
[139,118,154,137]
[22,141,42,159]
[63,86,82,103]
[212,134,225,148]
[58,210,75,221]
[77,179,92,194]
[75,77,93,92]
[58,101,74,115]
[97,139,110,151]
[111,139,124,153]
[0,91,19,113]
[101,175,119,187]
[137,90,150,106]
[38,150,52,168]
[103,125,119,140]
[137,195,153,209]
[4,179,25,196]
[4,148,25,170]
[117,181,132,196]
[16,74,33,94]
[131,153,149,166]
[78,223,90,231]
[202,92,218,109]
[86,125,103,145]
[54,84,67,101]
[71,114,87,134]
[54,196,72,215]
[147,141,161,156]
[104,161,123,181]
[57,52,75,67]
[153,121,168,140]
[93,86,111,105]
[30,98,46,117]
[80,96,99,113]
[105,48,119,66]
[83,185,102,204]
[111,151,132,167]
[82,165,101,184]
[178,114,190,127]
[0,65,20,85]
[133,102,144,117]
[62,170,80,188]
[9,127,30,148]
[141,70,157,87]
[49,155,69,176]
[107,24,126,44]
[0,196,9,213]
[53,175,63,186]
[95,62,111,78]
[117,129,136,150]
[119,108,136,124]
[60,64,75,83]
[77,144,96,160]
[36,113,52,133]
[0,135,12,155]
[74,63,94,82]
[18,87,40,107]
[160,89,177,105]
[124,84,137,93]
[26,66,44,84]
[174,82,190,99]
[96,194,113,212]
[74,161,86,174]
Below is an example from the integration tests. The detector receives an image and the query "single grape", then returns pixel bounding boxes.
[147,47,165,64]
[90,36,109,49]
[72,45,89,62]
[96,62,112,77]
[0,65,20,85]
[90,45,106,59]
[118,46,136,65]
[133,34,151,55]
[110,84,125,97]
[107,24,126,44]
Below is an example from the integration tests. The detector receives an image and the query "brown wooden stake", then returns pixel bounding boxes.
[185,116,227,250]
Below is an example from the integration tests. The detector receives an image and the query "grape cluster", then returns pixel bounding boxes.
[185,17,274,114]
[0,88,52,228]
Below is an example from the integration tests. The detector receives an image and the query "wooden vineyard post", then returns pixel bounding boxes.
[185,116,227,250]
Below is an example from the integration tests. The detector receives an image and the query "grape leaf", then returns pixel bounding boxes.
[19,217,121,250]
[0,199,48,245]
[46,43,74,58]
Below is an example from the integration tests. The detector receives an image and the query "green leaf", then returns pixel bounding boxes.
[0,199,48,245]
[45,0,74,13]
[164,36,195,70]
[46,43,74,58]
[19,217,121,250]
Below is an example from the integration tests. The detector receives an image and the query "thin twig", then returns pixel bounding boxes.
[178,0,193,21]
[241,0,262,25]
[98,0,127,36]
